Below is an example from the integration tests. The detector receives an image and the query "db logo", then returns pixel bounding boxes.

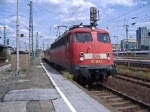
[93,54,100,59]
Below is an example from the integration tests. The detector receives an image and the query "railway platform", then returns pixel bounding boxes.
[0,59,112,112]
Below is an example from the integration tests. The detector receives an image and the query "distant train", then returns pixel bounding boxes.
[44,25,117,85]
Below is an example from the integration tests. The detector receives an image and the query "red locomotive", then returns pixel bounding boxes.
[45,25,117,85]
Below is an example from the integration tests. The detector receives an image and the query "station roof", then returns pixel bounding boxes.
[122,38,137,42]
[0,44,8,48]
[0,44,14,48]
[11,51,28,54]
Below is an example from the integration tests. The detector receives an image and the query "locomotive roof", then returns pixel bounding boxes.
[70,27,109,33]
[53,26,109,43]
[68,25,109,33]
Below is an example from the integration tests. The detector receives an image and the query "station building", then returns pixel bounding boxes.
[120,38,138,51]
[136,27,150,50]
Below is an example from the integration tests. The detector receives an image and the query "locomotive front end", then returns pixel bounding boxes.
[71,27,117,84]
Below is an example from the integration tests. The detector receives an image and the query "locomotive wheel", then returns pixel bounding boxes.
[101,73,107,82]
[77,75,82,84]
[105,76,108,81]
[77,75,86,87]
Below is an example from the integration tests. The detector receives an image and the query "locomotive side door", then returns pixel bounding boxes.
[66,35,69,65]
[65,33,72,71]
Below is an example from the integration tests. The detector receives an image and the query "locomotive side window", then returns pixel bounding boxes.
[51,35,67,49]
[97,33,110,43]
[74,33,92,43]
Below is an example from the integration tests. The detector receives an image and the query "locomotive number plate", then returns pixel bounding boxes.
[91,60,102,63]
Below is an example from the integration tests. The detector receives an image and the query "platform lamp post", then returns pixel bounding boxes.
[36,32,43,58]
[132,23,138,57]
[16,0,20,76]
[124,19,129,51]
[148,32,150,56]
[36,32,38,58]
[43,41,45,51]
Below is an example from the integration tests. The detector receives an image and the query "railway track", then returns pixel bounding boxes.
[89,84,150,112]
[0,62,9,67]
[115,73,150,88]
[46,60,150,111]
[116,65,150,72]
[114,59,150,69]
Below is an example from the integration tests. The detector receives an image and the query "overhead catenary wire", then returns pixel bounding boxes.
[107,6,150,25]
[32,1,59,16]
[32,0,87,37]
[100,2,150,26]
[103,5,150,33]
[32,0,86,26]
[69,0,86,18]
[105,12,150,29]
[30,0,150,41]
[56,0,87,36]
[62,0,86,26]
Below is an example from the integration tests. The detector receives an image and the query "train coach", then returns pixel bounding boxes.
[45,25,117,85]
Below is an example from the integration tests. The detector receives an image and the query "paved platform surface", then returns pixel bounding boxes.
[43,63,111,112]
[0,59,56,112]
[0,59,111,112]
[4,89,60,101]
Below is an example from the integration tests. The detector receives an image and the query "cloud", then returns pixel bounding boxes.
[0,16,28,27]
[0,25,14,33]
[39,0,64,5]
[138,0,148,5]
[43,35,56,40]
[33,0,95,26]
[0,16,29,39]
[62,16,89,25]
[20,28,28,35]
[1,0,146,48]
[37,0,85,7]
[2,16,16,25]
[0,0,16,5]
[129,31,136,36]
[94,0,136,7]
[135,22,150,29]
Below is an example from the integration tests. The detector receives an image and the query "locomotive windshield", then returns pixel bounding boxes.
[74,33,93,43]
[97,33,110,43]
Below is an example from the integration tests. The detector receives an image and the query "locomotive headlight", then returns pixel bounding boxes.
[91,26,96,30]
[80,57,84,61]
[80,52,84,61]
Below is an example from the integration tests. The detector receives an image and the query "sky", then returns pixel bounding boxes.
[0,0,150,50]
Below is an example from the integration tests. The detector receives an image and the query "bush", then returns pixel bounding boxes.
[2,50,11,61]
[63,71,73,80]
[22,69,27,73]
[117,68,150,79]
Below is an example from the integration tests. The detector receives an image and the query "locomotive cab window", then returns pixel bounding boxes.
[74,33,92,43]
[97,33,110,43]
